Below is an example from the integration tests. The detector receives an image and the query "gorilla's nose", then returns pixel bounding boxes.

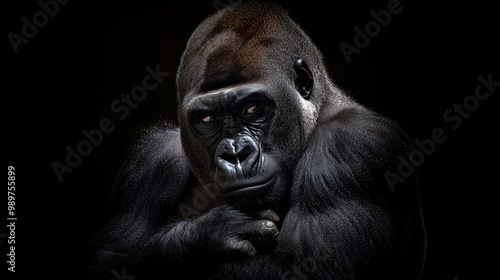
[217,138,238,164]
[216,135,260,177]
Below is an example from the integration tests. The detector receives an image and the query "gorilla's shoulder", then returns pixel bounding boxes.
[136,119,179,141]
[126,120,184,161]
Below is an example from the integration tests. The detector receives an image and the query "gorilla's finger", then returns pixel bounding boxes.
[224,237,258,257]
[242,220,279,243]
[257,209,280,224]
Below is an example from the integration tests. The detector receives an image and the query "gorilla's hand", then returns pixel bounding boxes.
[193,205,279,259]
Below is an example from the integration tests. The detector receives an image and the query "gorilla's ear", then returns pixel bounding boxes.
[294,58,314,100]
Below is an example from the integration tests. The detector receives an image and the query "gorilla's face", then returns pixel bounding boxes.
[184,83,281,205]
[176,5,317,211]
[187,84,276,194]
[179,66,315,212]
[179,75,309,211]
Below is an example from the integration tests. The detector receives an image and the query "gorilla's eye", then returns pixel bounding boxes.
[245,104,261,115]
[201,115,217,123]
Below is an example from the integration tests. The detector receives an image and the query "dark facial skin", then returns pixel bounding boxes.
[185,84,283,210]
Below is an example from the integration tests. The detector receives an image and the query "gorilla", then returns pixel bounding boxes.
[89,2,427,279]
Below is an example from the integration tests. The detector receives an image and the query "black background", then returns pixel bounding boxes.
[3,0,498,279]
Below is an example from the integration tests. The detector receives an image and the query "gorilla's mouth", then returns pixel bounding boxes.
[217,175,277,197]
[213,150,279,197]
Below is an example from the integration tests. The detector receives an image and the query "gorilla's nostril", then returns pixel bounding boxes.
[237,144,256,162]
[217,136,256,162]
[221,154,238,165]
[221,150,250,165]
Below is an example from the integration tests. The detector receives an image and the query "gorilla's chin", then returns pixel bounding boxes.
[222,175,286,213]
[213,154,279,197]
[218,175,277,197]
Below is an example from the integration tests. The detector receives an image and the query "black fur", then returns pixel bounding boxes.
[88,2,426,279]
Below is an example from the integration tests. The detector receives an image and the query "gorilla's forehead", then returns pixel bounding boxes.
[201,32,262,90]
[176,4,298,97]
[189,2,285,50]
[181,30,282,95]
[182,83,271,111]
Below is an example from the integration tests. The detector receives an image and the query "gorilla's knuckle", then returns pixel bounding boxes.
[260,220,278,235]
[224,237,256,256]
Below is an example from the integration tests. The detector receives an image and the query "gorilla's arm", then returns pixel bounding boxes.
[87,124,193,276]
[88,124,279,278]
[215,108,426,279]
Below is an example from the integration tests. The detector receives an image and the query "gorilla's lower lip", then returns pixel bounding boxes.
[219,176,276,197]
